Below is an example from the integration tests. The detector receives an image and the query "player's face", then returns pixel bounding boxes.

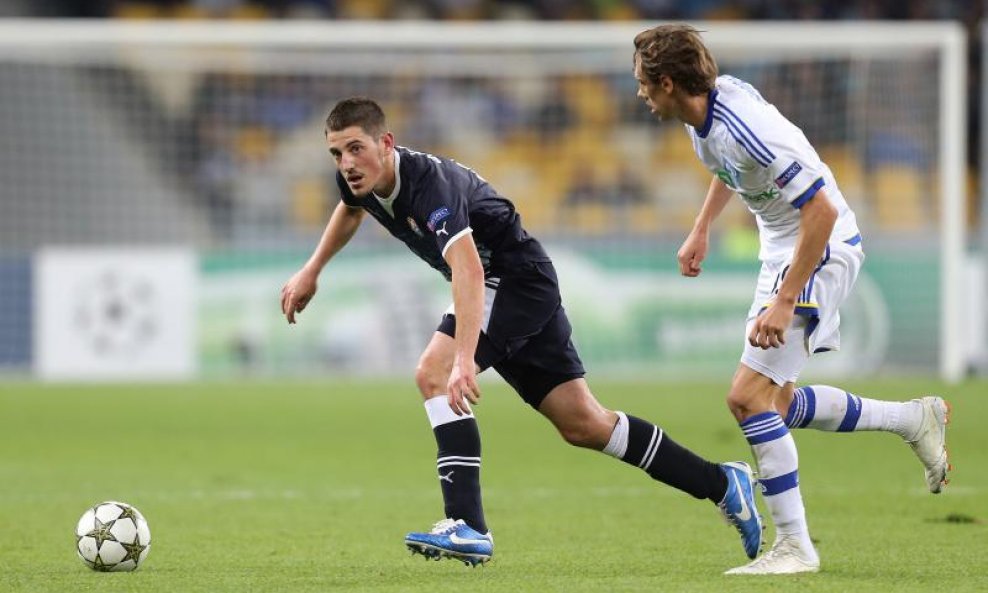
[327,126,394,197]
[634,55,675,121]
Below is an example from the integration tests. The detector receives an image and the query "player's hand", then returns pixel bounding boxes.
[447,358,481,416]
[748,301,794,349]
[677,229,708,277]
[280,267,319,324]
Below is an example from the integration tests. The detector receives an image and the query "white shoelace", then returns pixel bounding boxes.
[429,518,459,534]
[747,535,806,568]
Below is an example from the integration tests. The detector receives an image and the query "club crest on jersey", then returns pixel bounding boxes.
[407,217,424,237]
[426,206,451,232]
[775,161,803,189]
[716,162,741,189]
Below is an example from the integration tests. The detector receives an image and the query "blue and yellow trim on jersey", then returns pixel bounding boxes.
[759,300,822,318]
[758,234,861,350]
[759,243,832,319]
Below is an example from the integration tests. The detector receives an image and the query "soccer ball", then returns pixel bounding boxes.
[75,501,151,572]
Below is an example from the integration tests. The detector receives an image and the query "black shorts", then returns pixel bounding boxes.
[436,261,586,409]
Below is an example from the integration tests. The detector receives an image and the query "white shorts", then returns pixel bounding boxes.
[740,235,865,386]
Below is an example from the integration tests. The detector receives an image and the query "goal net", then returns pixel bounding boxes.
[0,21,966,381]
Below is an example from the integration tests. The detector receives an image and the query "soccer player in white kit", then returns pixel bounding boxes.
[632,24,951,574]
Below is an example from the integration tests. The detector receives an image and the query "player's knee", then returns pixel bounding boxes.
[414,360,446,398]
[725,388,754,420]
[556,415,611,449]
[726,385,780,422]
[557,423,599,448]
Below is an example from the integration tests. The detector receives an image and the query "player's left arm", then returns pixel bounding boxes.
[745,103,840,348]
[749,189,837,349]
[443,232,486,415]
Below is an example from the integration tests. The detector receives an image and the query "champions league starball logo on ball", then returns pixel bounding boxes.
[71,270,160,357]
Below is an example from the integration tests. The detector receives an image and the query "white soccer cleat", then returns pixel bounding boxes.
[724,534,820,575]
[905,396,951,494]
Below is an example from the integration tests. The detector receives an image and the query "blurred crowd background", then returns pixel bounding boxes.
[12,0,985,22]
[0,1,979,377]
[0,0,981,249]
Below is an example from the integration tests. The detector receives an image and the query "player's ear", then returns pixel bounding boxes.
[659,74,675,95]
[379,131,395,153]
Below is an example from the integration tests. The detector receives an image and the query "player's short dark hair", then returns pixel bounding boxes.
[325,97,387,137]
[634,24,718,96]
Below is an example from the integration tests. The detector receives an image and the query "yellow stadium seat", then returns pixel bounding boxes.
[228,4,272,20]
[568,203,613,235]
[625,203,662,234]
[869,165,929,231]
[337,0,391,19]
[560,76,618,129]
[819,145,865,197]
[291,178,331,229]
[112,3,162,19]
[235,126,275,163]
[170,5,209,19]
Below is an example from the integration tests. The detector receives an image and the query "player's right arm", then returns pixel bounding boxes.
[281,201,365,324]
[677,176,733,277]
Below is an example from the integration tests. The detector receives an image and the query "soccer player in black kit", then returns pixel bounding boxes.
[281,97,763,567]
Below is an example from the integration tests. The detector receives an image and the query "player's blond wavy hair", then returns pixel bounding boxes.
[633,24,718,96]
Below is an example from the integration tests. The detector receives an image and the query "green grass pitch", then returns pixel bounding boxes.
[1,378,985,592]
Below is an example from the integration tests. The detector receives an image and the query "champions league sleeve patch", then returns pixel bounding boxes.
[426,206,451,232]
[774,161,803,189]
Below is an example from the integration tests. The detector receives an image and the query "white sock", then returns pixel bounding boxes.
[786,385,923,439]
[741,412,817,558]
[424,395,473,427]
[602,411,629,459]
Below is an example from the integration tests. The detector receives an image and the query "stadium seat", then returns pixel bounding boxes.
[819,145,865,198]
[869,164,929,231]
[112,3,162,19]
[291,177,331,229]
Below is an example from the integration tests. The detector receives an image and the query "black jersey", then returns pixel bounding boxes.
[337,146,550,282]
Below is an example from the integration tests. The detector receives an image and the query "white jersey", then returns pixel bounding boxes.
[687,75,860,262]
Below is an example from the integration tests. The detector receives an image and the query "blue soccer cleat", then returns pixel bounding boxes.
[405,519,493,566]
[718,461,764,559]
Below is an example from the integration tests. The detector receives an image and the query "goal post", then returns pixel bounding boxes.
[0,20,967,381]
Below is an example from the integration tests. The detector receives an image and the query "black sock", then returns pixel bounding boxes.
[622,414,727,502]
[433,417,487,533]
